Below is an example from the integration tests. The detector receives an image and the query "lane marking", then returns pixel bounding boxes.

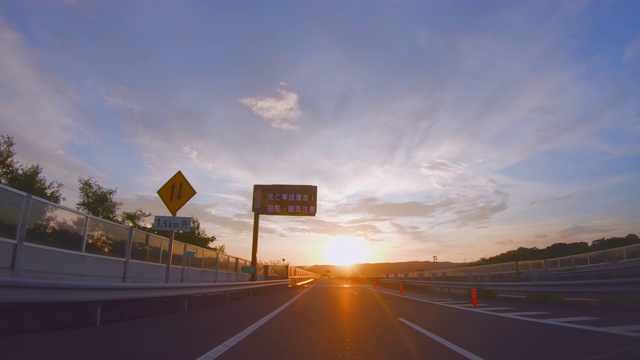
[543,317,600,323]
[427,301,467,305]
[348,289,359,296]
[498,312,549,316]
[471,307,514,311]
[367,286,640,338]
[602,325,640,332]
[195,287,312,360]
[398,318,485,360]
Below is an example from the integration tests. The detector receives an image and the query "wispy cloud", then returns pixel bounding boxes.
[624,37,640,62]
[182,145,198,162]
[102,85,141,115]
[528,193,587,206]
[420,159,510,227]
[239,89,301,130]
[555,224,616,240]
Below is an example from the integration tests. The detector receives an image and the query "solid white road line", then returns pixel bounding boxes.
[602,325,640,332]
[543,316,600,323]
[349,289,359,296]
[195,287,312,360]
[398,318,485,360]
[501,312,549,316]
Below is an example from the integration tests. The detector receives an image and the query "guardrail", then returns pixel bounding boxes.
[381,278,640,294]
[0,277,292,331]
[0,277,291,303]
[0,184,317,283]
[260,264,320,285]
[380,278,640,305]
[386,243,640,282]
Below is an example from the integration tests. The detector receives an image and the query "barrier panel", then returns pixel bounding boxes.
[0,184,310,284]
[386,243,640,281]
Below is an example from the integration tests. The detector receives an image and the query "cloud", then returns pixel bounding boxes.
[351,197,450,218]
[389,222,426,242]
[420,159,510,227]
[182,145,198,161]
[555,224,615,239]
[325,159,509,230]
[495,239,515,246]
[0,22,22,40]
[528,192,587,206]
[340,186,507,229]
[102,85,141,115]
[624,37,640,62]
[0,16,94,193]
[297,217,383,238]
[239,89,301,130]
[420,159,469,190]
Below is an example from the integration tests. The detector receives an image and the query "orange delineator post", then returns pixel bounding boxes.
[373,281,377,289]
[400,282,404,295]
[471,287,478,307]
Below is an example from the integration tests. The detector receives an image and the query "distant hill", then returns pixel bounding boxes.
[302,260,462,278]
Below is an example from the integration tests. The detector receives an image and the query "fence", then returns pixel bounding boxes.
[387,244,640,282]
[0,184,254,283]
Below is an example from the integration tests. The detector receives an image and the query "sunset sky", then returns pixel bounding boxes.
[1,1,639,266]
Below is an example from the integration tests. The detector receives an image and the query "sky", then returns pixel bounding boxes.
[1,0,639,267]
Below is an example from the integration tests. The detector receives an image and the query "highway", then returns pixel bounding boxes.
[1,278,639,359]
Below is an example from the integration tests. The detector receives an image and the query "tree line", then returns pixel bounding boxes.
[0,135,224,252]
[472,234,639,265]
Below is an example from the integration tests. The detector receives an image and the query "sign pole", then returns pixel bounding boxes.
[156,170,196,284]
[250,212,260,281]
[249,184,317,281]
[165,228,175,283]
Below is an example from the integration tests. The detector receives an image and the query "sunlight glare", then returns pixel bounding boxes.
[324,236,370,265]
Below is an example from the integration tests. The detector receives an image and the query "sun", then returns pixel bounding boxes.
[324,236,371,265]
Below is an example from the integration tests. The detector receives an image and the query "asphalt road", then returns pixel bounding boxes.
[1,278,639,359]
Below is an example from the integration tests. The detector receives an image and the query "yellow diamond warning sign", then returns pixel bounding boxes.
[157,170,196,216]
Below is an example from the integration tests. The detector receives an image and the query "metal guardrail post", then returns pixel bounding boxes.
[123,227,134,283]
[214,251,219,283]
[158,237,164,264]
[181,242,187,283]
[234,258,239,282]
[12,194,32,272]
[164,231,175,283]
[81,215,89,253]
[94,302,101,327]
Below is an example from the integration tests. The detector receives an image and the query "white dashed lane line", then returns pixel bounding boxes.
[542,316,601,323]
[399,318,485,360]
[367,286,640,338]
[496,312,549,316]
